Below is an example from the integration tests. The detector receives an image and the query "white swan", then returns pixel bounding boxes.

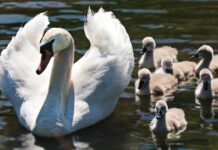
[0,8,134,137]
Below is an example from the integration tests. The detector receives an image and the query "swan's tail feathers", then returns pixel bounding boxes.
[84,8,132,55]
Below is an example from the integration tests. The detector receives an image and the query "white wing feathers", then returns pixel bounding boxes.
[73,8,134,105]
[0,13,50,101]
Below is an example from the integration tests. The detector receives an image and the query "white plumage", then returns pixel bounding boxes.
[0,8,134,137]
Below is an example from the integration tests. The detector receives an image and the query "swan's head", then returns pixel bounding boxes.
[141,36,156,54]
[137,68,151,90]
[192,45,214,59]
[155,100,168,119]
[161,56,173,74]
[36,28,73,75]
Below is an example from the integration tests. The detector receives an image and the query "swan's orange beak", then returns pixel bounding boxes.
[36,49,53,75]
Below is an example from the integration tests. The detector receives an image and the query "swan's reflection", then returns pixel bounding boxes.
[15,134,44,150]
[1,110,130,150]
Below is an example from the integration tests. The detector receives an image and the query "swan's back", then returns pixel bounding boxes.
[70,8,134,129]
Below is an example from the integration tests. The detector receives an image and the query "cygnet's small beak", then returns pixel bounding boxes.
[165,68,173,74]
[191,52,199,59]
[140,47,147,55]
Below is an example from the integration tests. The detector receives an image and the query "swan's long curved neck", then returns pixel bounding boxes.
[47,40,74,114]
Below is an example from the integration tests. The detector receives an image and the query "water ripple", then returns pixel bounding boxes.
[0,1,69,9]
[0,14,30,24]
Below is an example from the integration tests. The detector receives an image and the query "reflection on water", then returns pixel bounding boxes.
[1,0,218,149]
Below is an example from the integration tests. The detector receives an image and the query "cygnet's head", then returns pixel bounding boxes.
[192,45,214,59]
[155,100,168,119]
[161,56,173,74]
[36,28,73,75]
[200,68,213,83]
[137,68,151,89]
[200,68,213,91]
[141,36,156,54]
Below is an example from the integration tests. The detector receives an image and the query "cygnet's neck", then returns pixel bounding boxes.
[143,50,155,69]
[196,57,212,75]
[140,80,151,95]
[155,116,167,132]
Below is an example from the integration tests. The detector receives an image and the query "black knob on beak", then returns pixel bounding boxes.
[40,39,55,54]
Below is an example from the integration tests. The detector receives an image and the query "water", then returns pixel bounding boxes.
[0,0,218,149]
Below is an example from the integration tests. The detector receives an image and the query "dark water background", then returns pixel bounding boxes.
[1,0,218,149]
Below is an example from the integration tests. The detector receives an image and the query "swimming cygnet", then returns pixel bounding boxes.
[150,100,188,133]
[195,68,218,100]
[155,56,196,81]
[139,36,178,70]
[135,68,178,96]
[192,45,218,76]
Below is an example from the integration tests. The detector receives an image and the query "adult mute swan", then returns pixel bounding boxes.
[0,8,134,137]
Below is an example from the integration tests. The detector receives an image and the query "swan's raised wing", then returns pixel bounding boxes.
[0,13,51,103]
[70,8,134,128]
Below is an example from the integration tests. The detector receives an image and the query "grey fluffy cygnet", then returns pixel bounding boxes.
[135,68,177,96]
[193,45,218,77]
[155,56,196,81]
[195,68,218,100]
[150,100,188,133]
[139,36,178,70]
